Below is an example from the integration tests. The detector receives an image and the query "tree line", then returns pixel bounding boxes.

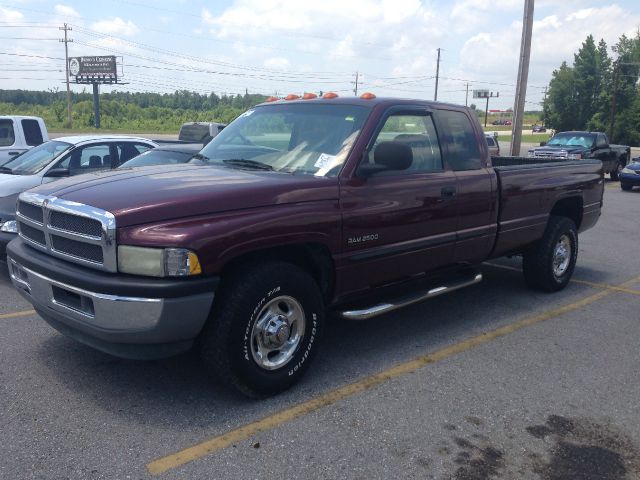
[544,32,640,145]
[0,89,268,132]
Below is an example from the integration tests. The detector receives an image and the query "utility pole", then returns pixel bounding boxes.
[59,23,73,128]
[434,48,441,101]
[352,71,361,96]
[542,86,548,125]
[483,92,499,127]
[608,62,620,141]
[510,0,534,156]
[465,82,469,106]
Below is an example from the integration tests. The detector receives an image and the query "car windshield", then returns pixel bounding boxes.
[547,133,595,148]
[198,103,371,177]
[2,140,71,175]
[119,149,196,168]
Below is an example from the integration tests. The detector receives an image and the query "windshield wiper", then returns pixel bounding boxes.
[192,153,210,161]
[222,158,273,171]
[0,166,15,174]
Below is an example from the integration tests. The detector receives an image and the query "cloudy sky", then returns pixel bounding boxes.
[0,0,639,110]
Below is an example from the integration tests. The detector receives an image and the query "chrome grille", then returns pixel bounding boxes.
[17,200,44,224]
[533,149,567,158]
[50,211,102,238]
[16,192,117,272]
[18,221,46,246]
[51,235,104,263]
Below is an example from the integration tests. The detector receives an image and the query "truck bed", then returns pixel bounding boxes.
[489,156,603,258]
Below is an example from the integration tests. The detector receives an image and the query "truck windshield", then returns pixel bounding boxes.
[198,103,371,177]
[2,140,71,175]
[547,133,595,148]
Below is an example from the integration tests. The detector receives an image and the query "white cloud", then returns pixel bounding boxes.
[91,17,139,36]
[0,7,23,22]
[54,5,80,18]
[264,57,290,69]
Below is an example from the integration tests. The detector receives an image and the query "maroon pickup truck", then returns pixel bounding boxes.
[7,96,604,397]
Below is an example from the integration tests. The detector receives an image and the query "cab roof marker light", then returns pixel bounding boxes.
[322,92,338,99]
[302,92,318,100]
[360,92,376,100]
[265,96,279,102]
[284,94,300,100]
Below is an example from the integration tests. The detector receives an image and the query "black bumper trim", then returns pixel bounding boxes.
[7,238,219,298]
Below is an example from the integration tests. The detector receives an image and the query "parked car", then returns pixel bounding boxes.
[0,135,157,257]
[119,144,201,168]
[620,157,640,191]
[7,96,603,397]
[0,116,49,165]
[528,131,630,180]
[178,122,226,144]
[485,133,500,156]
[532,124,547,133]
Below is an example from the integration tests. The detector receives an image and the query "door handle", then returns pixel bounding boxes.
[440,186,457,199]
[8,151,20,156]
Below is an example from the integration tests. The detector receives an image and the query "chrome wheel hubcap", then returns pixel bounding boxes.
[552,235,571,277]
[250,296,305,370]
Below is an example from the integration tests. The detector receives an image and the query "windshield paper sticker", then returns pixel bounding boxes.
[314,153,336,169]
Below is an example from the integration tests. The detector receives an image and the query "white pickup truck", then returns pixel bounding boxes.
[0,116,49,165]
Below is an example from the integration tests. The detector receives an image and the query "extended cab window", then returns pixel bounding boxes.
[596,134,607,147]
[437,110,482,170]
[21,119,43,146]
[366,113,442,174]
[0,119,15,147]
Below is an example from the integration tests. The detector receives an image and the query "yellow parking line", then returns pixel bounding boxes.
[145,274,640,476]
[484,262,640,296]
[0,309,35,320]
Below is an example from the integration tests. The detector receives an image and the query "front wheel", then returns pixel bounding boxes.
[610,162,624,181]
[621,182,632,191]
[199,261,324,397]
[522,216,578,292]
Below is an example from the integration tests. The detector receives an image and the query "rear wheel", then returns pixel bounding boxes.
[522,216,578,292]
[199,261,324,397]
[621,182,632,191]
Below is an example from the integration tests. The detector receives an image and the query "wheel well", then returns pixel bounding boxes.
[550,197,583,229]
[220,244,335,304]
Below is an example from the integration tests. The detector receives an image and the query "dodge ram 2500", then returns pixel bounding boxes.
[7,95,604,397]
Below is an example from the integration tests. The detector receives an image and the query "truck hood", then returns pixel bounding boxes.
[27,164,339,227]
[0,173,42,197]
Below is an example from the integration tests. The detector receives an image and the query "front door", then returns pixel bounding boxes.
[338,109,458,297]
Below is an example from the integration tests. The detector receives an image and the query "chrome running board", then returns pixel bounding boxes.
[340,272,483,321]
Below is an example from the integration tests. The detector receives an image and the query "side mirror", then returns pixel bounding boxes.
[358,141,413,178]
[539,141,547,147]
[45,167,69,178]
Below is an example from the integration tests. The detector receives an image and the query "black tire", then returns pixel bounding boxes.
[522,216,578,292]
[199,261,324,398]
[621,182,632,191]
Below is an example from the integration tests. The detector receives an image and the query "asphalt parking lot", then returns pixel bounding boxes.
[1,181,639,480]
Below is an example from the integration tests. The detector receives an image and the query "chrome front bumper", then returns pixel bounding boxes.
[8,257,215,359]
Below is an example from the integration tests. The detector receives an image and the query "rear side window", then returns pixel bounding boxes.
[0,119,15,147]
[486,137,496,147]
[21,119,43,146]
[438,110,482,170]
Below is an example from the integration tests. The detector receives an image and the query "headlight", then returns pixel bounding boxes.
[117,246,202,277]
[567,153,582,160]
[621,167,635,175]
[527,151,535,157]
[0,220,17,233]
